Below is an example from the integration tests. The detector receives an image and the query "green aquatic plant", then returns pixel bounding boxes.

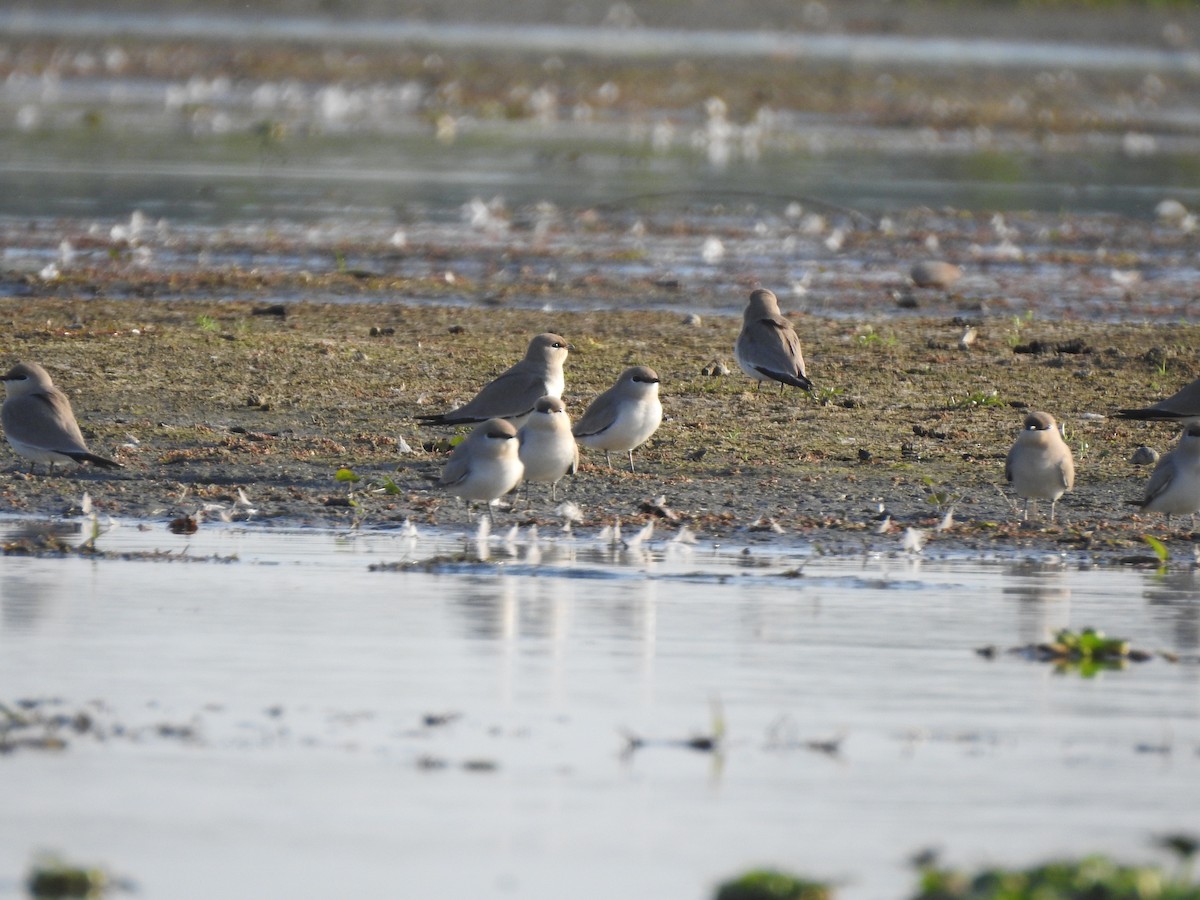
[714,869,833,900]
[195,314,218,333]
[1143,534,1170,565]
[912,853,1200,900]
[922,475,962,514]
[27,853,112,898]
[1047,627,1132,678]
[1053,627,1129,659]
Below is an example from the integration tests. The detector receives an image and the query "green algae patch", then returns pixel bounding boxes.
[715,870,834,900]
[913,854,1200,900]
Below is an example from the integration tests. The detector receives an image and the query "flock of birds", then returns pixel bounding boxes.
[2,284,1200,530]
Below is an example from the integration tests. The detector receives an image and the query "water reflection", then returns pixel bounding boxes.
[451,576,518,641]
[1002,562,1072,645]
[0,521,87,629]
[1143,570,1200,653]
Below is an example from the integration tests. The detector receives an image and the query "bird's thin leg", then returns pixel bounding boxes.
[550,481,558,502]
[627,450,636,474]
[778,381,784,395]
[604,451,613,469]
[1021,498,1029,522]
[1050,499,1057,524]
[486,502,497,527]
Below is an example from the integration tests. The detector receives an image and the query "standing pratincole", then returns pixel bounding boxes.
[518,395,579,501]
[734,289,813,393]
[438,418,524,523]
[1004,411,1075,523]
[1135,423,1200,527]
[417,333,571,428]
[0,361,123,473]
[573,366,662,474]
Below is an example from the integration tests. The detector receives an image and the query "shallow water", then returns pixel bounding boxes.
[1,521,1197,898]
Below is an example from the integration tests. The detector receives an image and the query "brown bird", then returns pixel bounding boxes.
[1004,411,1074,523]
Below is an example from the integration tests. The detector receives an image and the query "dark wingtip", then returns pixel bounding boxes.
[68,452,124,469]
[755,367,813,391]
[1114,408,1181,421]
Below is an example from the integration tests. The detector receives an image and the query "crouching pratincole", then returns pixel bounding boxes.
[734,288,813,394]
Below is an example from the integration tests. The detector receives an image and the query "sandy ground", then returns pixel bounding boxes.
[0,285,1196,562]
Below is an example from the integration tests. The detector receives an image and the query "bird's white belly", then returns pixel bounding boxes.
[454,456,525,502]
[578,404,661,452]
[519,430,575,483]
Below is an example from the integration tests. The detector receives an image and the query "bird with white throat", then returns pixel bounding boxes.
[573,365,662,474]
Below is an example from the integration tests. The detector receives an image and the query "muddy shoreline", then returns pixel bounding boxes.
[0,286,1196,562]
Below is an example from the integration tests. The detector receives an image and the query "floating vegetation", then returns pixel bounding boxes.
[714,870,833,900]
[911,853,1200,900]
[716,844,1200,900]
[982,627,1168,677]
[26,852,130,899]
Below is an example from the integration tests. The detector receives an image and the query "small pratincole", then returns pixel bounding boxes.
[573,365,662,474]
[438,418,524,522]
[517,395,579,501]
[418,333,571,429]
[1116,377,1200,424]
[0,361,123,473]
[1135,423,1200,527]
[734,288,813,393]
[1005,411,1075,523]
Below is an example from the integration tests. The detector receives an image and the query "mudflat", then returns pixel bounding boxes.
[0,281,1194,560]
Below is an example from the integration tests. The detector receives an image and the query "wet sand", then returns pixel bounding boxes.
[1,274,1196,561]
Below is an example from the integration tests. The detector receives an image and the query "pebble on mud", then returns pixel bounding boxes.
[910,260,963,290]
[1130,445,1160,466]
